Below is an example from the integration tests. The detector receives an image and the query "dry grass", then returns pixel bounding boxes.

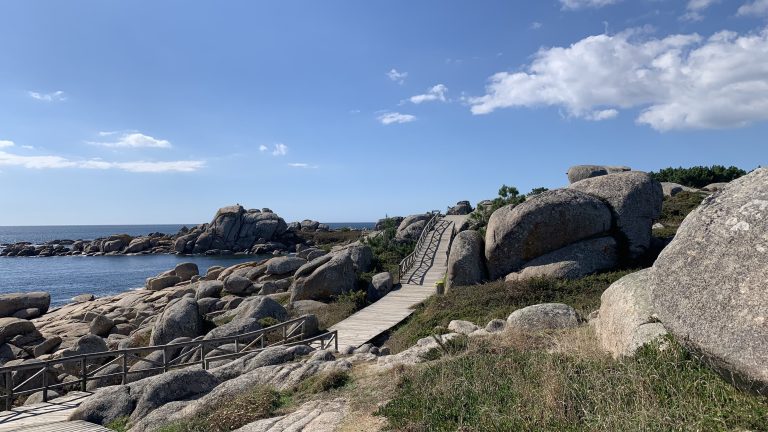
[377,328,768,431]
[297,230,365,246]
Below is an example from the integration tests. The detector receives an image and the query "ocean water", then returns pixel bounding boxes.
[0,254,265,306]
[0,223,375,306]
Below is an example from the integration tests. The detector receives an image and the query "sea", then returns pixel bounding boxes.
[0,223,375,306]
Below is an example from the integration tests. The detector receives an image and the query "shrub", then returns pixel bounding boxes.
[361,217,415,277]
[106,417,130,432]
[468,185,547,234]
[649,165,747,188]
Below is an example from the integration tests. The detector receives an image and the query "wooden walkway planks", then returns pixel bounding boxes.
[331,215,468,347]
[0,392,108,432]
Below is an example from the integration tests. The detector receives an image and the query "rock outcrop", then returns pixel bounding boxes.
[594,269,667,358]
[0,292,50,318]
[395,214,431,242]
[446,230,486,290]
[149,297,202,345]
[447,200,473,215]
[506,303,581,332]
[504,237,617,282]
[569,171,663,259]
[291,253,356,302]
[650,168,768,393]
[485,189,612,280]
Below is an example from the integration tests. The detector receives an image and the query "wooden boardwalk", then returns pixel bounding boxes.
[0,392,109,432]
[331,215,467,347]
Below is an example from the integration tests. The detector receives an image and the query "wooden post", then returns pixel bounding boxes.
[6,371,13,410]
[80,358,87,392]
[163,348,168,373]
[200,342,206,370]
[122,354,128,385]
[42,366,48,402]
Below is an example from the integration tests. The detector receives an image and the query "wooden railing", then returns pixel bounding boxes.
[0,315,337,410]
[397,211,442,283]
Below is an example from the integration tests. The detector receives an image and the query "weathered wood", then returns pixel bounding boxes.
[331,215,468,347]
[0,392,97,432]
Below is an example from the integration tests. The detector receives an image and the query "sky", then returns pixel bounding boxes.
[1,0,767,225]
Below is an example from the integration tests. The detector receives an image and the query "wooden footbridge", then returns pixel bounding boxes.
[330,213,468,347]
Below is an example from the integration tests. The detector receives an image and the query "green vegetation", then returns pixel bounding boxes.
[315,290,370,330]
[378,335,768,431]
[257,316,280,328]
[654,190,708,238]
[155,371,350,432]
[361,217,415,277]
[384,271,632,353]
[468,185,548,234]
[296,229,364,247]
[650,165,747,188]
[106,416,130,432]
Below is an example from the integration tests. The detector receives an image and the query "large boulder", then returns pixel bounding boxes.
[506,303,581,332]
[569,171,663,259]
[595,269,667,358]
[59,334,109,375]
[69,385,134,425]
[124,237,152,253]
[332,242,373,273]
[265,256,307,276]
[130,369,221,422]
[485,189,612,280]
[0,292,50,318]
[567,165,608,183]
[447,200,473,215]
[368,272,394,301]
[504,237,617,282]
[223,275,254,295]
[446,230,486,290]
[0,318,36,344]
[173,263,199,281]
[291,253,356,302]
[145,275,181,291]
[395,214,431,242]
[651,168,768,393]
[149,297,202,346]
[195,280,223,300]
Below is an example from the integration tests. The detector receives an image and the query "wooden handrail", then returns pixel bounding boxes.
[0,315,336,410]
[398,212,442,283]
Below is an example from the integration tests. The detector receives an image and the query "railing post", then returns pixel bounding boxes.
[235,338,240,353]
[6,370,13,410]
[200,342,206,370]
[81,358,87,392]
[122,354,128,385]
[42,366,48,402]
[334,332,338,352]
[163,347,168,373]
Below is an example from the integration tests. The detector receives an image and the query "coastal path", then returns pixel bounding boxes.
[0,392,108,432]
[330,214,468,348]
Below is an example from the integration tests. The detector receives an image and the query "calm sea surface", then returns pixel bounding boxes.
[0,223,374,306]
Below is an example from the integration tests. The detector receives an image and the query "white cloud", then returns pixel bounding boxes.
[560,0,621,10]
[738,0,768,16]
[90,132,171,149]
[469,27,768,131]
[259,143,287,156]
[20,145,35,150]
[531,22,543,30]
[28,90,66,102]
[271,143,288,156]
[287,162,318,169]
[681,0,719,21]
[0,140,14,148]
[387,69,408,84]
[409,84,448,104]
[585,109,619,121]
[0,150,204,172]
[377,112,417,125]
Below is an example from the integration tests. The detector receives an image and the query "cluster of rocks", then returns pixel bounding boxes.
[446,167,664,289]
[594,168,768,394]
[659,181,725,197]
[0,233,177,257]
[1,206,349,258]
[447,200,473,215]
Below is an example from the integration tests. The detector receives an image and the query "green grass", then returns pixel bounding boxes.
[378,335,768,431]
[314,290,369,330]
[105,416,130,432]
[296,229,364,246]
[384,271,633,353]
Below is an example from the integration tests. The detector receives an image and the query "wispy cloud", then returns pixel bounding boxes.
[0,150,204,173]
[738,0,768,16]
[28,90,66,102]
[288,162,318,169]
[409,84,448,104]
[680,0,719,21]
[387,69,408,84]
[530,21,543,30]
[560,0,621,10]
[0,140,14,148]
[89,132,171,149]
[260,143,288,156]
[377,112,417,125]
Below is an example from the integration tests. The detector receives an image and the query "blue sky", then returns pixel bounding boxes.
[1,0,767,225]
